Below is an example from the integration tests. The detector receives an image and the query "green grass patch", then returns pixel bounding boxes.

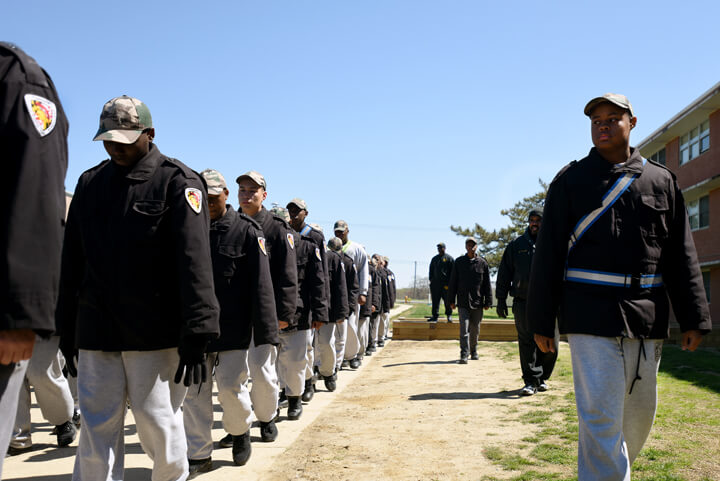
[398,303,513,320]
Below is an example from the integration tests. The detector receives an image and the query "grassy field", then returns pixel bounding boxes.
[398,302,513,321]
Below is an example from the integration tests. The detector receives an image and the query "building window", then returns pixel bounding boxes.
[649,148,666,165]
[702,271,711,304]
[687,195,710,230]
[679,120,710,165]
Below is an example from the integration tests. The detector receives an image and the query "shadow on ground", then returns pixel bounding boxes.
[409,391,520,401]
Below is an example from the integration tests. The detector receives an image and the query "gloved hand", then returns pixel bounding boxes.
[59,337,78,378]
[174,336,208,386]
[496,299,508,318]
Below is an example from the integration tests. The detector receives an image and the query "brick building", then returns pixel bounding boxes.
[638,81,720,333]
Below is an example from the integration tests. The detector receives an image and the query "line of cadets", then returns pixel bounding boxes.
[185,168,397,475]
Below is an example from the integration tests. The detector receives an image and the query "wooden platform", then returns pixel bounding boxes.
[391,317,518,341]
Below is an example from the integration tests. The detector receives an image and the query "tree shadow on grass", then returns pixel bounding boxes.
[409,390,521,401]
[658,345,720,395]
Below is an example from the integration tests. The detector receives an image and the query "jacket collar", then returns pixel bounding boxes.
[588,147,644,175]
[125,144,164,181]
[211,205,236,232]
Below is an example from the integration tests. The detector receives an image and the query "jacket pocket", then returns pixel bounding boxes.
[639,194,669,237]
[217,244,245,278]
[129,200,168,240]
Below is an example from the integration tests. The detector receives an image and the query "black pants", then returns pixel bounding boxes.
[513,299,558,386]
[430,283,452,318]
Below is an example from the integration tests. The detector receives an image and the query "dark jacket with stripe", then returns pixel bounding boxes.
[496,229,536,301]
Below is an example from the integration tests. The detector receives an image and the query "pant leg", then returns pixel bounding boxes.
[468,309,482,355]
[123,349,188,481]
[344,306,360,361]
[24,336,74,425]
[334,318,348,370]
[11,379,32,449]
[540,322,561,382]
[622,339,662,464]
[382,312,390,339]
[377,313,388,342]
[430,285,441,318]
[316,323,337,377]
[0,360,29,477]
[305,329,315,381]
[513,300,543,385]
[215,350,253,436]
[73,350,128,481]
[368,314,379,346]
[457,307,470,357]
[182,353,216,461]
[277,330,307,397]
[442,287,453,318]
[568,334,630,481]
[248,340,278,423]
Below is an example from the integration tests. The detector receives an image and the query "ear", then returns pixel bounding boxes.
[146,127,155,141]
[629,116,637,129]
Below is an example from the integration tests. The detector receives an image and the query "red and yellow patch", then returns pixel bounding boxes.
[184,188,202,214]
[258,237,267,256]
[24,94,57,137]
[286,233,295,250]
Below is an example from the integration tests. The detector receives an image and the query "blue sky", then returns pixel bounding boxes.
[5,1,720,289]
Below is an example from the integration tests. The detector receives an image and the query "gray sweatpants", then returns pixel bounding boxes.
[277,330,310,397]
[183,350,252,460]
[334,318,348,370]
[73,349,188,481]
[568,334,662,481]
[315,323,337,377]
[248,340,278,423]
[343,305,361,361]
[0,360,29,479]
[378,312,390,341]
[12,336,74,449]
[358,315,370,353]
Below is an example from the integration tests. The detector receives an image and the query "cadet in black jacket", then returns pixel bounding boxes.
[57,96,220,480]
[527,94,711,480]
[236,171,297,442]
[429,243,454,322]
[329,237,361,370]
[447,238,492,363]
[183,169,278,473]
[380,256,397,344]
[364,258,383,357]
[369,254,391,353]
[496,209,558,396]
[0,43,68,477]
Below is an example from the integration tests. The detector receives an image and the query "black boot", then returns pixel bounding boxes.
[232,431,251,465]
[278,388,288,408]
[287,396,303,420]
[301,379,314,402]
[260,420,278,442]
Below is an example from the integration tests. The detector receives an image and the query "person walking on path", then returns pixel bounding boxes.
[528,93,712,480]
[429,243,454,322]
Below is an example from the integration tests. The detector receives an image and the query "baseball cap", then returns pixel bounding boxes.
[437,242,446,248]
[269,205,290,222]
[528,206,543,220]
[328,237,343,252]
[465,237,478,245]
[287,198,307,211]
[333,220,349,232]
[235,171,266,189]
[584,93,634,117]
[200,169,227,195]
[93,95,152,144]
[309,222,323,234]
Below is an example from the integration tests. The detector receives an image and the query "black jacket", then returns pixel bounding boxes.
[207,206,278,351]
[1,43,68,336]
[386,268,397,308]
[342,253,360,310]
[527,148,712,339]
[291,232,328,330]
[300,224,330,319]
[496,229,536,301]
[375,266,391,314]
[253,207,298,325]
[57,144,220,350]
[447,254,492,310]
[429,253,454,286]
[326,250,349,322]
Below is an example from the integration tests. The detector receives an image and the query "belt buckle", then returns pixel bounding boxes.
[630,274,642,289]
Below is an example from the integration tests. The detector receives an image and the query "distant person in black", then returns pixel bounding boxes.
[428,243,454,322]
[447,238,492,363]
[0,42,68,478]
[496,208,558,396]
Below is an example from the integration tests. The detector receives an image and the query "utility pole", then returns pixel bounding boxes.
[413,261,417,299]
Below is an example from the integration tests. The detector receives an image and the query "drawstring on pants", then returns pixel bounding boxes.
[628,337,646,395]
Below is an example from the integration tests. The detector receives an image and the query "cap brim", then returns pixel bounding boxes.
[207,187,225,195]
[93,129,143,144]
[235,174,264,187]
[584,98,631,117]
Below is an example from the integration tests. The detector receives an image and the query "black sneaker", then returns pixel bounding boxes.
[287,396,303,420]
[301,379,314,402]
[278,389,289,408]
[458,356,468,364]
[537,381,549,392]
[427,317,437,323]
[72,409,81,428]
[323,375,336,392]
[377,340,385,347]
[218,432,233,448]
[368,344,377,352]
[56,421,77,447]
[365,349,372,356]
[188,457,212,478]
[260,420,278,442]
[521,384,537,396]
[232,432,252,466]
[341,360,350,369]
[349,358,361,369]
[470,353,479,360]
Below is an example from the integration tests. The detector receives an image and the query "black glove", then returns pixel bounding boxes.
[174,336,208,386]
[59,337,78,378]
[496,299,508,319]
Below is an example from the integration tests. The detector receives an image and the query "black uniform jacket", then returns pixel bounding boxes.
[447,254,493,310]
[342,253,360,309]
[527,147,712,339]
[57,144,220,350]
[386,268,397,308]
[303,225,330,318]
[375,266,391,314]
[496,229,536,301]
[429,253,454,286]
[207,206,278,351]
[1,44,68,335]
[253,207,298,325]
[326,250,349,322]
[290,232,328,331]
[360,264,377,318]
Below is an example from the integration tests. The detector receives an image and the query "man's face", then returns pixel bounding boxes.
[237,179,266,216]
[437,245,445,255]
[334,229,348,244]
[207,188,229,221]
[465,241,477,256]
[528,215,541,236]
[287,205,307,232]
[103,128,154,167]
[590,103,636,155]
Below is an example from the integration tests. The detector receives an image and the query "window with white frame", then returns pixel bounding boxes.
[687,195,710,230]
[679,120,710,165]
[649,147,666,165]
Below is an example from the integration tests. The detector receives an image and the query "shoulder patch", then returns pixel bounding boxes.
[24,94,57,137]
[286,233,295,250]
[258,236,268,255]
[315,247,322,261]
[185,188,202,214]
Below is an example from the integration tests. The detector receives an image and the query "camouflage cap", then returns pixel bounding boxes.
[584,93,634,117]
[333,220,349,232]
[309,222,323,234]
[287,198,307,211]
[437,242,446,248]
[200,169,227,195]
[235,170,266,189]
[327,237,343,252]
[465,237,478,245]
[270,205,290,223]
[93,95,152,144]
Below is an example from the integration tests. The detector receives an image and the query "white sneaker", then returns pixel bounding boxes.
[521,384,537,396]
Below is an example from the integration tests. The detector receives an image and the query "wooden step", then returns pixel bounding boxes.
[391,318,518,341]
